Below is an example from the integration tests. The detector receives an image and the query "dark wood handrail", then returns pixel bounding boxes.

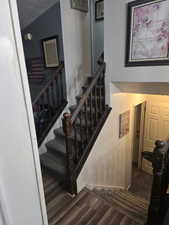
[71,63,105,123]
[33,63,64,106]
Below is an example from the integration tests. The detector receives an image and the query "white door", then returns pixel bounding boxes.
[142,101,169,174]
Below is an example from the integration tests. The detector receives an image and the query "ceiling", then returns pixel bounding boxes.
[113,82,169,96]
[17,0,58,29]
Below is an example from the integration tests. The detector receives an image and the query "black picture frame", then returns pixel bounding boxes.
[71,0,88,12]
[41,35,60,69]
[125,0,169,67]
[95,0,104,21]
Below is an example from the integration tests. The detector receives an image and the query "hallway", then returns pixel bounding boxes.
[129,167,153,201]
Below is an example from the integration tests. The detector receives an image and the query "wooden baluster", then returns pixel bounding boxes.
[147,140,169,225]
[73,123,78,163]
[94,85,98,124]
[102,65,106,110]
[54,76,58,107]
[62,113,77,194]
[89,92,93,132]
[50,82,55,110]
[60,70,64,103]
[92,87,96,126]
[46,87,52,120]
[79,110,84,155]
[40,93,46,129]
[99,83,102,115]
[41,93,46,114]
[97,76,102,115]
[84,101,88,143]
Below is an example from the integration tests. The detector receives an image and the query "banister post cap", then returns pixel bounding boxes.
[155,140,165,148]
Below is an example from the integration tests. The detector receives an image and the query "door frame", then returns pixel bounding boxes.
[8,0,48,225]
[132,101,146,169]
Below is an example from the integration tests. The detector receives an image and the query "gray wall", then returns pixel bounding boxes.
[91,0,104,73]
[22,2,64,62]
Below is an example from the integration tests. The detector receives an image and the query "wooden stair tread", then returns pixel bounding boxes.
[49,188,89,225]
[93,188,147,224]
[52,188,144,225]
[42,172,146,225]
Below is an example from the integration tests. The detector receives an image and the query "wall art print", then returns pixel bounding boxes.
[126,0,169,66]
[42,36,59,68]
[95,0,104,21]
[119,111,130,138]
[71,0,88,12]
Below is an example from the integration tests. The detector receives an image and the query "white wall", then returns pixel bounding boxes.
[105,0,169,83]
[0,1,47,225]
[60,0,91,106]
[77,84,146,191]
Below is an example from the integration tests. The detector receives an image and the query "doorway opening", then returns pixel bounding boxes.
[130,94,169,201]
[132,102,146,169]
[130,101,153,200]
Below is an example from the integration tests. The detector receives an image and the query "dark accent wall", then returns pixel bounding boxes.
[22,2,64,63]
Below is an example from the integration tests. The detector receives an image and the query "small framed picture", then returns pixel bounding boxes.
[95,0,104,21]
[126,0,169,67]
[42,36,59,68]
[119,111,130,138]
[71,0,88,12]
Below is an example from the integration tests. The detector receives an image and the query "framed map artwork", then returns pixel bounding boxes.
[125,0,169,66]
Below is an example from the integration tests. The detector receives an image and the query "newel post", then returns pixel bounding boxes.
[62,113,77,195]
[147,140,169,225]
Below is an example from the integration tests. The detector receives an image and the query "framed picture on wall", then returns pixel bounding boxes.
[42,36,59,68]
[71,0,88,12]
[119,111,130,138]
[126,0,169,67]
[95,0,104,21]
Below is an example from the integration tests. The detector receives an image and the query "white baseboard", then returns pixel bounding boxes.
[86,184,126,191]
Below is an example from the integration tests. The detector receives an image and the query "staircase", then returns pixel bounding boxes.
[43,170,147,225]
[41,60,111,194]
[32,63,67,146]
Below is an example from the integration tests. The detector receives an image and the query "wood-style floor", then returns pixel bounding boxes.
[42,171,73,225]
[129,166,153,200]
[42,169,147,225]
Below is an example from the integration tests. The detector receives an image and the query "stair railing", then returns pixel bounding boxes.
[33,63,67,146]
[62,61,111,194]
[142,140,169,225]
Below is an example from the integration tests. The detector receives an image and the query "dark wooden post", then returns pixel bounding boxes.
[62,112,77,195]
[147,140,169,225]
[102,63,106,110]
